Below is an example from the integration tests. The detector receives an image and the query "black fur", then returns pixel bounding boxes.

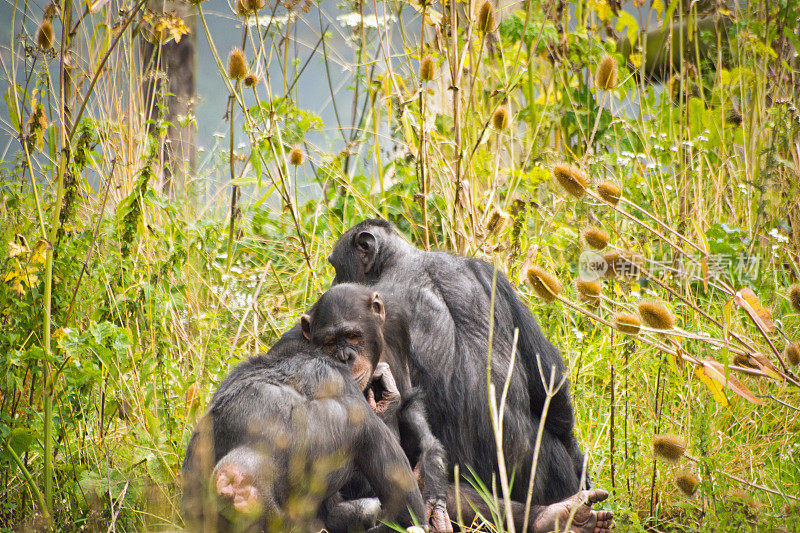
[181,326,425,532]
[328,219,586,505]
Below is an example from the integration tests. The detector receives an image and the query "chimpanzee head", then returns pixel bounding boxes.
[301,284,386,390]
[327,219,403,284]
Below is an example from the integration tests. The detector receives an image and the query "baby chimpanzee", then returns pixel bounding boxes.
[301,283,451,532]
[181,326,425,532]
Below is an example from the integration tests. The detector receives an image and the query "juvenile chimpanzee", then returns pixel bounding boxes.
[301,283,452,532]
[327,219,614,531]
[181,326,426,533]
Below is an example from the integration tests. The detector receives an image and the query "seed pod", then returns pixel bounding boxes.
[602,250,643,279]
[227,48,248,80]
[526,266,561,303]
[36,19,55,51]
[790,285,800,313]
[486,208,511,234]
[492,106,509,131]
[420,56,435,82]
[595,55,618,90]
[596,180,622,205]
[785,342,800,366]
[552,164,589,198]
[244,72,259,88]
[581,226,609,250]
[638,299,675,330]
[289,147,305,166]
[675,471,700,496]
[476,0,495,33]
[576,279,601,305]
[653,434,686,462]
[613,312,641,335]
[244,0,266,11]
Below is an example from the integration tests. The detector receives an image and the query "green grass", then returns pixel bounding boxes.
[1,0,799,530]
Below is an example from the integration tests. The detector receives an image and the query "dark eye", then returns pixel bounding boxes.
[345,332,361,343]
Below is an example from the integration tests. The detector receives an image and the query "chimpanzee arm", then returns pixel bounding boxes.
[355,411,426,531]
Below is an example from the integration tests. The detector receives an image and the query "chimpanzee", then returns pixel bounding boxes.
[300,283,451,532]
[303,282,613,532]
[327,219,614,531]
[181,325,426,533]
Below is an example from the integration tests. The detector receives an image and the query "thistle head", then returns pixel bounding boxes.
[526,266,562,303]
[613,312,641,335]
[486,208,511,234]
[602,250,643,279]
[595,55,618,91]
[653,434,686,462]
[576,279,602,305]
[785,342,800,366]
[36,19,55,51]
[227,48,248,80]
[581,226,610,250]
[492,106,509,131]
[476,0,496,33]
[638,299,675,330]
[552,164,589,198]
[675,471,700,497]
[289,147,305,166]
[243,72,259,88]
[790,285,800,313]
[596,180,622,205]
[420,56,435,82]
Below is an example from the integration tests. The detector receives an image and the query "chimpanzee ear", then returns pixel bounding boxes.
[370,292,385,323]
[301,315,312,340]
[355,231,377,270]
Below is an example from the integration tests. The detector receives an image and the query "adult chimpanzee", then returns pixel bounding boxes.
[300,283,451,531]
[327,219,614,532]
[181,325,425,533]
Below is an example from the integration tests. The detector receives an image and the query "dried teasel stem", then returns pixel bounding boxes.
[576,279,602,305]
[492,105,510,131]
[595,55,618,91]
[36,19,55,50]
[420,56,435,82]
[786,342,800,366]
[227,48,248,80]
[596,180,622,205]
[289,147,305,166]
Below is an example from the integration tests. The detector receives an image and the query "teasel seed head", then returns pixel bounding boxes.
[785,342,800,366]
[595,55,618,90]
[576,279,602,305]
[476,0,496,33]
[492,106,510,131]
[420,56,435,82]
[289,147,305,166]
[675,471,700,497]
[653,434,686,462]
[581,226,610,250]
[227,48,248,80]
[602,250,643,279]
[36,19,55,51]
[486,208,511,234]
[596,180,622,205]
[244,72,259,88]
[552,164,589,198]
[638,299,676,330]
[613,312,641,335]
[526,266,562,303]
[789,285,800,313]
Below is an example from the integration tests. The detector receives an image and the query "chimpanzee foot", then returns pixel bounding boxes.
[532,489,614,533]
[426,498,453,532]
[214,464,261,516]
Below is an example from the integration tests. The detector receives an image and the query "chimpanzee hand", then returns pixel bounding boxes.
[425,498,452,533]
[366,362,401,419]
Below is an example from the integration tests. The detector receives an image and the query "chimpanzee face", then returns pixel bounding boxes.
[301,285,386,390]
